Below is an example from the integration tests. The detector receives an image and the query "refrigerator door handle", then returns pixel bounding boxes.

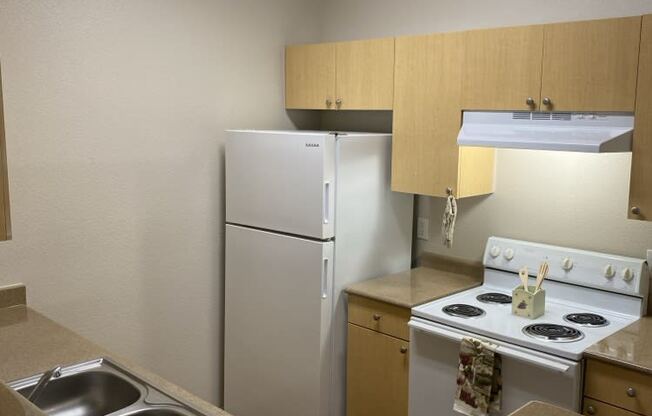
[321,258,329,299]
[322,182,330,224]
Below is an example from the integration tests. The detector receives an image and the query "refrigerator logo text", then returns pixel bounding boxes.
[305,143,320,147]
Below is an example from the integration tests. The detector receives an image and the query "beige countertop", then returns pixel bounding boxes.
[0,287,231,416]
[509,401,580,416]
[344,256,483,309]
[584,316,652,374]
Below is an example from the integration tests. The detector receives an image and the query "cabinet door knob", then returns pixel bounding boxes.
[335,98,342,109]
[372,313,381,321]
[400,346,408,354]
[631,206,641,215]
[626,387,636,397]
[325,98,332,108]
[542,97,552,107]
[526,97,535,107]
[586,405,596,415]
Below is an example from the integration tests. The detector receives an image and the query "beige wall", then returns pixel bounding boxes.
[2,0,652,409]
[0,0,319,404]
[320,0,652,40]
[320,0,652,261]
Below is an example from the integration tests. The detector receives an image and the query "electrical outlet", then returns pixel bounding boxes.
[416,217,429,240]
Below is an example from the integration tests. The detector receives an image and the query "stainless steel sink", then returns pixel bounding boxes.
[9,358,205,416]
[16,370,140,415]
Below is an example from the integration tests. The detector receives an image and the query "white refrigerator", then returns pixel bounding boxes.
[224,130,413,416]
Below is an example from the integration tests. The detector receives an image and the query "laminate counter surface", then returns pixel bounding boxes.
[0,302,231,416]
[584,316,652,375]
[345,266,483,309]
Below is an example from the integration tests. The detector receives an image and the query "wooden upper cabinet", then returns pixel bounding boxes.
[629,14,652,221]
[285,38,394,110]
[285,42,336,110]
[336,38,394,110]
[540,16,642,112]
[0,64,10,241]
[392,33,462,196]
[462,25,544,111]
[392,32,494,198]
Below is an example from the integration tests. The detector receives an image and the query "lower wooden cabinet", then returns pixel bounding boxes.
[346,323,409,416]
[584,359,652,416]
[347,294,410,341]
[583,398,641,416]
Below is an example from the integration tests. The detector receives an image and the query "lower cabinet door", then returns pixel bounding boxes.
[583,398,641,416]
[347,323,409,416]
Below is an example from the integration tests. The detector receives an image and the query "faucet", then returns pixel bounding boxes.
[27,365,61,404]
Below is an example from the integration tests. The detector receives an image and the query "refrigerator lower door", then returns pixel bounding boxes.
[224,224,334,416]
[226,130,335,239]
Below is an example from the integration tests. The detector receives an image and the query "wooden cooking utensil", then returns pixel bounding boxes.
[535,262,549,293]
[519,267,530,293]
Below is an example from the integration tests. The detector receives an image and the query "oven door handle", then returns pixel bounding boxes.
[409,319,573,374]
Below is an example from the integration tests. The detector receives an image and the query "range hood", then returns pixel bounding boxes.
[457,111,634,153]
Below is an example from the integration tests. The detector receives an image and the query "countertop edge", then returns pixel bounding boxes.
[344,281,482,309]
[343,287,413,308]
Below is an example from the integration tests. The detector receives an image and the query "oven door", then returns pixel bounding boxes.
[408,318,582,416]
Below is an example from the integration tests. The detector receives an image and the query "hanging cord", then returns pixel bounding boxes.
[442,187,457,248]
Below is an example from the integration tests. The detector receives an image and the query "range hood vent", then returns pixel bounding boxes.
[457,111,634,153]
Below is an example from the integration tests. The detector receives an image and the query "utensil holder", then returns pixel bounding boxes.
[512,286,545,319]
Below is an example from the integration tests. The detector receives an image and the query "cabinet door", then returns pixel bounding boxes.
[285,43,336,109]
[392,33,463,197]
[629,15,652,221]
[541,16,642,111]
[0,64,10,240]
[583,398,641,416]
[335,38,394,110]
[584,359,652,415]
[347,323,408,416]
[462,25,544,111]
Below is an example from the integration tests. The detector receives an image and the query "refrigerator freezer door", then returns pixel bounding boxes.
[224,224,334,416]
[226,130,335,239]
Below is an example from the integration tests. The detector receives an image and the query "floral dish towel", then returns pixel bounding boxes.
[453,337,502,416]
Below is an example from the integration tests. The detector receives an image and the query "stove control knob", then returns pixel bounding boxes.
[489,246,501,258]
[561,257,573,271]
[603,264,616,279]
[621,267,635,282]
[503,248,515,261]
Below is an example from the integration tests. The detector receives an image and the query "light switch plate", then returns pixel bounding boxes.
[417,217,429,240]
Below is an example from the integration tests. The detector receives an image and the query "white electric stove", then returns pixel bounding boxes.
[409,237,649,416]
